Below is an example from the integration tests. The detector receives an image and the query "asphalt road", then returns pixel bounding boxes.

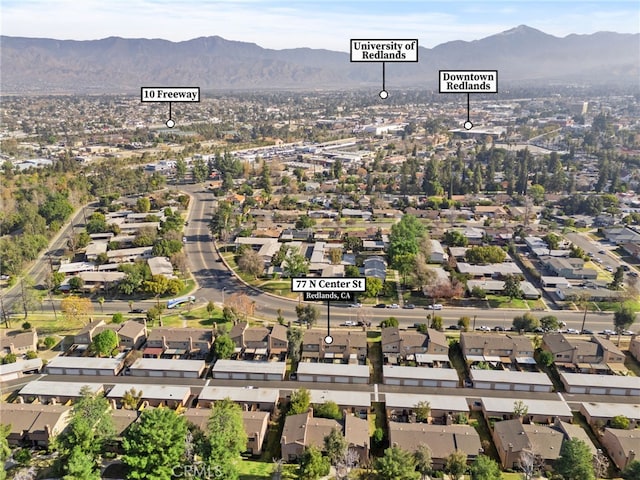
[0,184,624,334]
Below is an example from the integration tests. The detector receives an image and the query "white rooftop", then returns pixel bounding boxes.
[470,369,553,386]
[481,397,571,417]
[107,383,191,400]
[581,402,640,420]
[309,389,372,408]
[383,366,459,381]
[19,381,103,397]
[199,386,280,404]
[384,393,469,412]
[212,360,286,375]
[130,358,205,372]
[0,358,42,375]
[297,362,370,378]
[561,372,640,390]
[47,356,123,370]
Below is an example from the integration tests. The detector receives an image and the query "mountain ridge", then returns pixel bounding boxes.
[1,26,638,93]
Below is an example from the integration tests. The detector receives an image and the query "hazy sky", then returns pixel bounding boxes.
[3,0,639,51]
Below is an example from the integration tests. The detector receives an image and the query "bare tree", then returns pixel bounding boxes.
[335,448,360,480]
[519,449,544,480]
[593,449,610,479]
[271,458,284,480]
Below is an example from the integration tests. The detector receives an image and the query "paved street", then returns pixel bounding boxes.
[0,184,624,334]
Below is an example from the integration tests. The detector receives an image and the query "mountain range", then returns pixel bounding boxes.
[1,26,638,93]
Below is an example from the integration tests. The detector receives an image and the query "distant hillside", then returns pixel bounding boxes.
[1,26,638,93]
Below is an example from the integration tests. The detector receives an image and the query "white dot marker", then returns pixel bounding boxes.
[464,121,473,130]
[324,335,333,344]
[379,90,388,99]
[166,119,175,128]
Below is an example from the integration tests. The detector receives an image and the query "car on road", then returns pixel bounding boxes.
[0,275,9,280]
[182,236,187,243]
[476,325,491,332]
[348,303,362,308]
[631,271,639,277]
[599,329,615,335]
[566,328,580,334]
[131,308,145,314]
[402,304,416,309]
[426,304,443,310]
[493,326,505,332]
[387,304,399,309]
[341,320,357,326]
[447,324,460,330]
[580,329,593,335]
[622,330,635,336]
[598,249,606,254]
[374,303,387,309]
[605,266,614,272]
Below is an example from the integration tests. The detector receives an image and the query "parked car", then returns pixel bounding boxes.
[131,308,145,314]
[348,303,362,308]
[476,325,491,332]
[599,329,615,335]
[447,324,460,330]
[566,328,580,334]
[341,320,357,326]
[387,304,400,309]
[622,330,635,336]
[580,329,594,335]
[493,326,505,332]
[426,304,443,310]
[374,303,387,309]
[402,304,416,309]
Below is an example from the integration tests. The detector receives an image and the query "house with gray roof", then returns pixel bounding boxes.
[389,423,481,469]
[492,419,564,469]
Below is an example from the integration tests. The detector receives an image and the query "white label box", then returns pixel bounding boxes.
[141,87,200,102]
[291,277,366,293]
[350,39,418,62]
[439,70,498,93]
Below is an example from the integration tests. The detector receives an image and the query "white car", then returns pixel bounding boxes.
[341,320,357,326]
[426,304,443,310]
[566,328,580,334]
[477,325,491,332]
[387,304,400,309]
[348,303,362,308]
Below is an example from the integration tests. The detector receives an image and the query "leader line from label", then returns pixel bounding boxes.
[350,39,418,100]
[438,70,498,130]
[140,87,200,128]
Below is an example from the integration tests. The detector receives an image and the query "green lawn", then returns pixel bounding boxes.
[238,460,297,479]
[469,410,500,462]
[595,299,640,313]
[487,295,528,309]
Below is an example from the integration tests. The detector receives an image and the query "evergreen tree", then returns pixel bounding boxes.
[123,407,188,480]
[555,438,595,480]
[206,398,248,480]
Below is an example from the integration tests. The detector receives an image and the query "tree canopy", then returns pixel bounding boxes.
[555,438,595,480]
[123,407,188,479]
[207,398,248,480]
[375,446,420,480]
